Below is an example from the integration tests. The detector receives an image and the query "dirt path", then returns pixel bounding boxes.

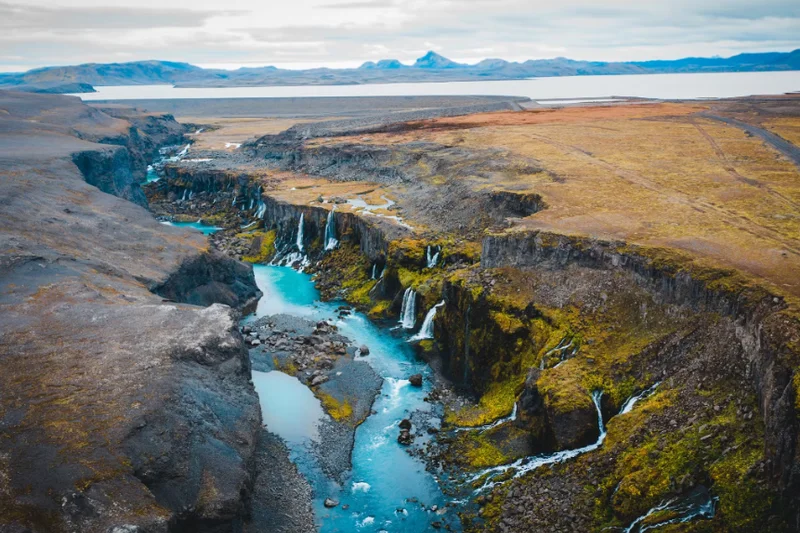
[689,118,800,212]
[699,112,800,169]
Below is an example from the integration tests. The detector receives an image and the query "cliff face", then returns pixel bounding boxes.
[0,91,262,532]
[72,145,148,206]
[466,230,800,528]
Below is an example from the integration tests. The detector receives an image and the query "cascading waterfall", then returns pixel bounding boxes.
[296,213,305,252]
[409,301,445,341]
[455,402,519,433]
[255,201,266,219]
[624,487,717,532]
[426,246,440,268]
[177,144,190,158]
[398,288,417,329]
[324,208,338,250]
[471,390,606,491]
[619,382,661,415]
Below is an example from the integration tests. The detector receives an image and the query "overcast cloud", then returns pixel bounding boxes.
[0,0,798,72]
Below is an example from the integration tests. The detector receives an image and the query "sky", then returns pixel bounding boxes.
[1,0,799,73]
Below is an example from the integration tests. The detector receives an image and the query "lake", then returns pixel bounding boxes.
[74,71,800,101]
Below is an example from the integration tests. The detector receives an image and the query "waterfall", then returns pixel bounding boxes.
[231,195,236,207]
[398,288,417,329]
[371,264,377,280]
[624,487,716,532]
[188,190,194,200]
[181,189,187,201]
[455,402,518,433]
[471,390,606,491]
[409,301,445,341]
[177,144,190,158]
[426,246,440,268]
[296,214,304,252]
[324,208,338,250]
[255,201,266,219]
[619,382,661,415]
[249,198,254,211]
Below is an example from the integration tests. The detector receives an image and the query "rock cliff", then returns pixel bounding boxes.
[0,91,262,532]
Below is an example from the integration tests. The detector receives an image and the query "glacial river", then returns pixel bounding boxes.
[247,265,457,532]
[74,71,800,102]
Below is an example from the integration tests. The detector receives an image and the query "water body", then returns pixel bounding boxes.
[159,220,222,235]
[248,264,455,532]
[74,71,800,101]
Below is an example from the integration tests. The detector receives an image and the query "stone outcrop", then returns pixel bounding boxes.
[0,91,263,532]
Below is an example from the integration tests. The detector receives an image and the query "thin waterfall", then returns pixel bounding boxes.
[181,189,187,201]
[455,402,518,433]
[371,264,377,280]
[231,194,236,207]
[188,190,194,200]
[249,198,254,210]
[296,214,304,252]
[398,288,417,329]
[255,201,266,219]
[409,301,445,341]
[324,208,338,250]
[426,246,440,268]
[619,382,661,415]
[177,144,190,158]
[471,391,606,492]
[624,488,716,532]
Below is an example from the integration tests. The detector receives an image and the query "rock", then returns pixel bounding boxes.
[311,375,328,387]
[324,498,339,508]
[399,419,412,430]
[359,344,370,355]
[398,429,414,445]
[409,374,423,387]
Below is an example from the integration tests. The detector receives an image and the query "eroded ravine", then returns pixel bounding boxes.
[246,264,460,532]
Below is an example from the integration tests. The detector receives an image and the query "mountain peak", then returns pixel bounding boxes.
[413,51,463,69]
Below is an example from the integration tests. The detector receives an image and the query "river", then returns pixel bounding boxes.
[246,264,457,532]
[73,71,800,101]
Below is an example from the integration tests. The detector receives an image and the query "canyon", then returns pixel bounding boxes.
[2,90,800,532]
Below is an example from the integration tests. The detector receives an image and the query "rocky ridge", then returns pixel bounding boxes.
[0,92,267,532]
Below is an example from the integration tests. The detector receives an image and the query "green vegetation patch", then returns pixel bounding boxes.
[239,230,277,264]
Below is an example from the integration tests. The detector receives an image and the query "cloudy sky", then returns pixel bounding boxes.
[1,0,799,72]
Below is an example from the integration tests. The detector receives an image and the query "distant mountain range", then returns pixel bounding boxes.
[1,50,799,93]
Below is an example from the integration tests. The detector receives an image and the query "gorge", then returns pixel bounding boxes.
[1,89,800,533]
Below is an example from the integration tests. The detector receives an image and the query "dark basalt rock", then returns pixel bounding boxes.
[154,249,262,311]
[0,91,264,533]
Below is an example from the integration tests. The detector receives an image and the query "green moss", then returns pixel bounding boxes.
[368,300,392,319]
[595,388,773,531]
[446,376,521,427]
[318,392,354,423]
[794,371,800,412]
[240,230,277,263]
